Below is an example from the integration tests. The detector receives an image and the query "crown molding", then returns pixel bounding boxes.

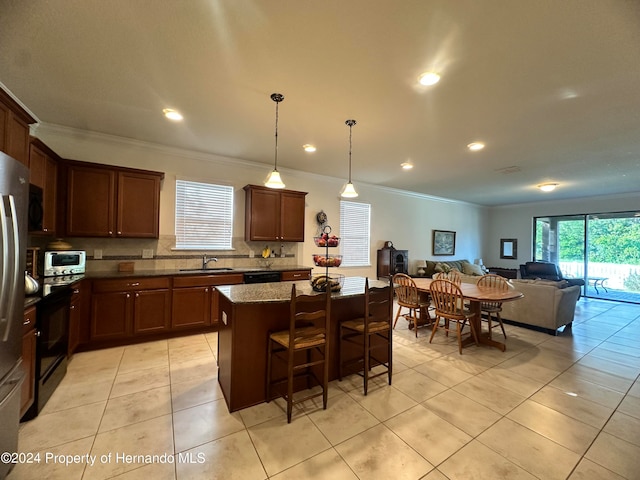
[34,122,481,208]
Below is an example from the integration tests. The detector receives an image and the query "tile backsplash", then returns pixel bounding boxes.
[28,235,302,273]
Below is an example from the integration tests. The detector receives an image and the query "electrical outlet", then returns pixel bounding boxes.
[94,249,103,260]
[249,250,255,258]
[142,249,154,259]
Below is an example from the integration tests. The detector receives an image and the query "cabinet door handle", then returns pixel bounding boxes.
[73,289,80,294]
[70,305,75,310]
[128,282,140,287]
[135,293,139,298]
[35,331,41,337]
[23,319,31,326]
[205,288,209,293]
[117,231,122,235]
[126,293,130,298]
[108,231,113,235]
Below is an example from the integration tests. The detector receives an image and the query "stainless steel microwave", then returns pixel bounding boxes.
[43,250,86,276]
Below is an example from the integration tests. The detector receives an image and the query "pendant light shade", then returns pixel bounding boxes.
[265,93,286,189]
[341,119,358,198]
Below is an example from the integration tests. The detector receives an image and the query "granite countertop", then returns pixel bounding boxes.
[217,276,390,304]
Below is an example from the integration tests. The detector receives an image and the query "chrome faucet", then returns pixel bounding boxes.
[202,254,218,269]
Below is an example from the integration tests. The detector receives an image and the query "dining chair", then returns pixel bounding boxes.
[429,279,479,354]
[392,273,433,337]
[477,274,508,339]
[434,270,462,284]
[266,283,331,423]
[339,278,393,395]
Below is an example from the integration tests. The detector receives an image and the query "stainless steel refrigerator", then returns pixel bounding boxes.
[0,152,28,480]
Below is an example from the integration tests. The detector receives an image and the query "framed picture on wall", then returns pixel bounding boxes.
[433,230,456,256]
[500,238,518,259]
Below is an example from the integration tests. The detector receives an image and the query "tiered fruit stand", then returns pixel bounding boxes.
[310,225,344,292]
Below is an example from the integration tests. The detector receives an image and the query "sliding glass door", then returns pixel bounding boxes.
[534,211,640,303]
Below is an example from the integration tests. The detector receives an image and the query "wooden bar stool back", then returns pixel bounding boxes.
[266,283,331,423]
[477,274,508,339]
[392,273,433,337]
[429,279,479,354]
[339,279,393,395]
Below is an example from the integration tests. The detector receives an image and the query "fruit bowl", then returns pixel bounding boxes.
[310,274,345,292]
[314,235,340,247]
[312,254,343,267]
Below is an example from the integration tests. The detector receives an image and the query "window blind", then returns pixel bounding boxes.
[175,180,233,249]
[340,200,371,267]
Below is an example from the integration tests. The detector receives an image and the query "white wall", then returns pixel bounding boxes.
[485,193,640,270]
[35,124,489,276]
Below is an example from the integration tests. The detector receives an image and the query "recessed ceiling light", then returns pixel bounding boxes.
[303,144,316,153]
[401,162,413,170]
[418,72,441,86]
[467,142,485,151]
[538,183,559,192]
[163,108,183,121]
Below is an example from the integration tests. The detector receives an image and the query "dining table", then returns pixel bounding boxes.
[412,277,524,352]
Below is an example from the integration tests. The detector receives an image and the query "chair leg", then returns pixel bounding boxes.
[338,325,344,381]
[286,347,294,423]
[322,343,329,410]
[413,308,418,338]
[497,313,507,339]
[387,330,392,386]
[266,338,273,402]
[456,321,463,354]
[469,318,480,346]
[364,332,370,395]
[393,306,403,329]
[429,317,439,344]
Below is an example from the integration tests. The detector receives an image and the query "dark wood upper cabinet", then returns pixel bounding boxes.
[0,87,36,166]
[244,184,307,242]
[29,138,58,235]
[64,161,163,238]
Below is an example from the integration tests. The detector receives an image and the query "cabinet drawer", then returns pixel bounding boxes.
[281,270,311,281]
[23,306,37,334]
[173,273,245,288]
[92,277,170,293]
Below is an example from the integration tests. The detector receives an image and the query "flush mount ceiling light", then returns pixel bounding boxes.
[340,119,358,198]
[401,161,413,170]
[538,183,559,192]
[467,142,485,151]
[418,72,441,86]
[303,144,316,153]
[162,108,183,121]
[264,93,286,189]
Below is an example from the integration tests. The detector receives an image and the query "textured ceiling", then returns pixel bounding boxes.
[1,0,639,206]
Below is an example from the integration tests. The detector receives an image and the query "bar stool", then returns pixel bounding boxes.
[338,278,393,395]
[266,283,331,423]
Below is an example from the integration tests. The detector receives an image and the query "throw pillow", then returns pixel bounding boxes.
[435,262,451,273]
[462,262,484,276]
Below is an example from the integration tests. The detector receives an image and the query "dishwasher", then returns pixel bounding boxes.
[243,271,282,284]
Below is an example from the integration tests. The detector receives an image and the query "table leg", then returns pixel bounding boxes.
[461,301,506,352]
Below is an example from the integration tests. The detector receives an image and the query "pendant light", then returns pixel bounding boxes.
[264,93,286,189]
[340,119,359,198]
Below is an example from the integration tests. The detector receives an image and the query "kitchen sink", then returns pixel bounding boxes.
[179,267,234,272]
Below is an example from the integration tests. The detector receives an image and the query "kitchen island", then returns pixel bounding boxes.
[216,276,390,411]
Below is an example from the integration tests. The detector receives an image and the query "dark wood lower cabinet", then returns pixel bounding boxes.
[90,277,171,342]
[172,286,212,329]
[133,289,171,334]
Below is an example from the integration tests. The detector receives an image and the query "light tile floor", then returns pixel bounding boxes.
[8,298,640,479]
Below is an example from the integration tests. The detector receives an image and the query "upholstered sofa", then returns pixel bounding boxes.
[500,279,581,335]
[520,261,585,289]
[421,259,485,283]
